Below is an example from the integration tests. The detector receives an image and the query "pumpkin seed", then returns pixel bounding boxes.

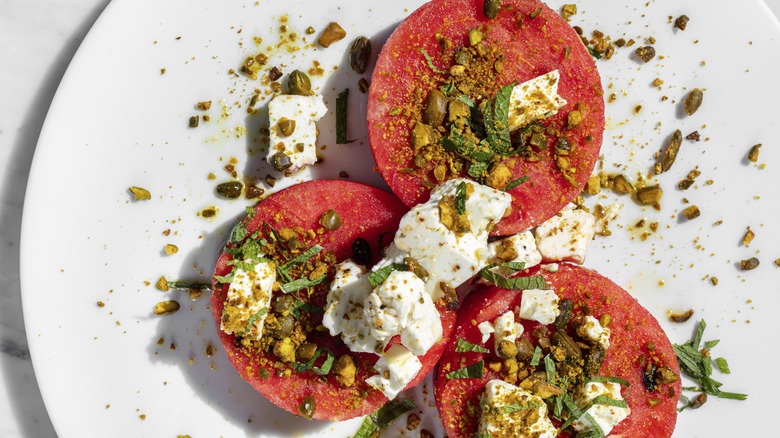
[288,70,313,96]
[318,22,346,48]
[635,45,656,63]
[684,88,703,116]
[216,181,243,199]
[270,152,293,172]
[423,89,447,127]
[655,129,683,174]
[635,185,663,205]
[349,36,371,74]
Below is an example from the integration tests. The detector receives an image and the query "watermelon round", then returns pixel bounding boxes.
[211,180,456,421]
[434,264,680,437]
[368,0,604,235]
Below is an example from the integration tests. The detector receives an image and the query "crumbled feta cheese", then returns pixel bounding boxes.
[540,263,559,272]
[577,315,611,349]
[507,70,568,132]
[477,321,495,344]
[488,231,542,274]
[572,382,631,435]
[394,179,511,299]
[518,289,560,325]
[322,260,380,353]
[492,311,524,351]
[365,270,441,355]
[267,94,328,173]
[365,344,422,400]
[220,261,276,341]
[478,380,557,438]
[534,203,596,264]
[594,203,622,235]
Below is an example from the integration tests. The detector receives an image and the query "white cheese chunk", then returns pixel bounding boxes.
[220,261,276,341]
[572,382,631,436]
[267,94,328,173]
[534,203,596,264]
[507,70,568,132]
[594,203,622,235]
[477,321,495,344]
[577,315,611,349]
[365,344,422,400]
[322,260,380,353]
[518,289,560,325]
[394,178,512,299]
[478,380,557,438]
[365,270,442,355]
[488,231,542,274]
[492,311,524,352]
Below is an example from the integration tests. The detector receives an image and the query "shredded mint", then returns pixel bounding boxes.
[530,345,542,366]
[165,281,211,290]
[467,161,489,179]
[278,244,323,274]
[280,275,327,293]
[455,337,490,353]
[336,88,354,144]
[590,376,630,387]
[352,399,416,438]
[455,181,468,215]
[239,308,268,335]
[420,48,447,74]
[504,176,529,191]
[445,360,484,379]
[367,263,408,287]
[290,301,325,319]
[478,264,547,290]
[500,401,542,414]
[673,319,747,411]
[313,349,335,376]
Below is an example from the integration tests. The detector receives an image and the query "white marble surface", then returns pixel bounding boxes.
[1,0,779,437]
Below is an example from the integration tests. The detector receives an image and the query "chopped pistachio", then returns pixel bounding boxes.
[674,15,690,31]
[128,186,151,201]
[635,185,663,205]
[154,300,180,316]
[740,257,760,271]
[561,4,577,20]
[317,22,347,48]
[635,45,656,62]
[682,205,700,220]
[188,115,199,128]
[197,101,212,110]
[748,143,762,162]
[684,88,704,116]
[742,227,755,245]
[164,244,178,255]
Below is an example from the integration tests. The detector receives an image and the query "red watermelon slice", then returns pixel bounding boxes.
[434,264,680,437]
[211,180,456,421]
[368,0,605,235]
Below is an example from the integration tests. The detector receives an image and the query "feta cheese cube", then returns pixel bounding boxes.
[492,311,524,352]
[394,179,512,299]
[477,321,495,344]
[220,261,276,341]
[507,70,568,132]
[534,203,596,264]
[267,94,328,173]
[478,380,557,438]
[365,344,422,400]
[572,382,631,436]
[577,315,611,349]
[518,289,560,325]
[488,231,542,274]
[322,260,380,353]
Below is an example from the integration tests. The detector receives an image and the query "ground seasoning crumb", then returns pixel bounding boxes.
[710,277,718,286]
[774,259,780,267]
[686,131,700,141]
[742,227,755,246]
[128,186,151,201]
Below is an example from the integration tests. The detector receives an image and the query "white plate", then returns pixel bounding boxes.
[21,0,780,436]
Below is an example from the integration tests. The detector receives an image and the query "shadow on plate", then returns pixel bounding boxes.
[146,18,404,437]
